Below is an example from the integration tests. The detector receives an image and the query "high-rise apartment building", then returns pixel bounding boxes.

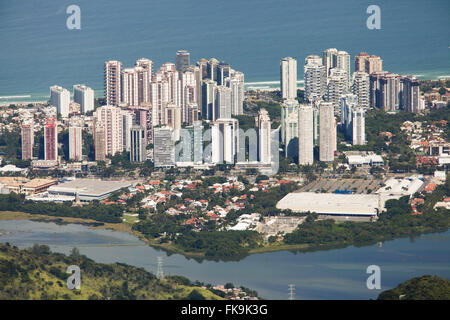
[21,120,34,160]
[73,84,94,114]
[94,105,124,158]
[352,71,370,110]
[352,107,366,145]
[197,58,209,80]
[176,50,190,72]
[335,51,351,91]
[256,109,271,164]
[122,110,134,152]
[68,120,83,161]
[340,94,358,139]
[319,102,336,162]
[211,118,239,164]
[128,105,152,144]
[226,71,244,116]
[281,99,299,158]
[104,60,122,106]
[217,62,231,86]
[323,48,338,77]
[354,53,383,74]
[44,117,58,161]
[50,86,70,117]
[280,57,297,100]
[375,72,402,112]
[298,104,314,165]
[154,126,175,167]
[207,58,219,82]
[94,123,106,161]
[165,105,182,141]
[304,55,327,102]
[177,121,204,164]
[401,76,420,113]
[201,79,216,120]
[214,85,232,120]
[130,125,146,163]
[327,68,348,116]
[121,61,152,106]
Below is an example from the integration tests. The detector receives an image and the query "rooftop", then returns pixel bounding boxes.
[48,179,132,197]
[276,192,381,216]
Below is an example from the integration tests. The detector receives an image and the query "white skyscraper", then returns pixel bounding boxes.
[150,63,179,126]
[327,68,348,116]
[226,71,245,116]
[104,60,122,106]
[352,72,370,110]
[94,105,124,158]
[214,85,232,120]
[280,57,297,100]
[319,101,336,162]
[335,50,351,91]
[322,48,338,77]
[352,107,366,145]
[121,61,152,107]
[256,109,271,164]
[69,121,83,161]
[165,104,182,141]
[211,118,239,164]
[73,84,94,114]
[154,126,175,167]
[281,99,299,158]
[201,79,217,120]
[180,66,198,123]
[50,86,70,117]
[298,104,314,165]
[340,93,359,138]
[122,110,134,152]
[304,55,327,103]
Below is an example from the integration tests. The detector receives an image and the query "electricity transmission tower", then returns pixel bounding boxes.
[156,256,164,278]
[288,284,295,300]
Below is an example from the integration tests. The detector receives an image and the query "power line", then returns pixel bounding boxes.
[156,256,164,279]
[288,284,295,300]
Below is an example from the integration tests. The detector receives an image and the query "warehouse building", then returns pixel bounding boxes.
[276,192,382,217]
[47,179,132,202]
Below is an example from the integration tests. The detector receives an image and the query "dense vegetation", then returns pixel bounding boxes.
[378,275,450,300]
[0,193,123,223]
[174,230,262,261]
[132,182,298,261]
[0,243,223,300]
[339,106,450,172]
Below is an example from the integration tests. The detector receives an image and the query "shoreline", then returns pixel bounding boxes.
[0,211,317,259]
[1,75,448,106]
[1,211,449,262]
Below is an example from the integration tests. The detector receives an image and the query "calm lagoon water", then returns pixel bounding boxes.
[0,219,449,299]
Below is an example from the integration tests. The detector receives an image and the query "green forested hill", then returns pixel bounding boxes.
[0,243,222,300]
[378,275,450,300]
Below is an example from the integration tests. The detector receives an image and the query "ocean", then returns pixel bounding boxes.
[0,0,449,103]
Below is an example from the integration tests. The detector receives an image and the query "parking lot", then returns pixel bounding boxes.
[298,178,384,194]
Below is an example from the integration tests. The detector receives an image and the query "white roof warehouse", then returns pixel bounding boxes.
[276,192,382,217]
[48,179,132,202]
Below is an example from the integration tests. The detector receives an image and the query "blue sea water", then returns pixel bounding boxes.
[0,0,449,102]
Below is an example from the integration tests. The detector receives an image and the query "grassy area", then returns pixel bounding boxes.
[0,243,224,300]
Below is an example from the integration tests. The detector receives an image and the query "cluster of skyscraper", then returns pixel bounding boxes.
[101,50,251,166]
[281,49,421,165]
